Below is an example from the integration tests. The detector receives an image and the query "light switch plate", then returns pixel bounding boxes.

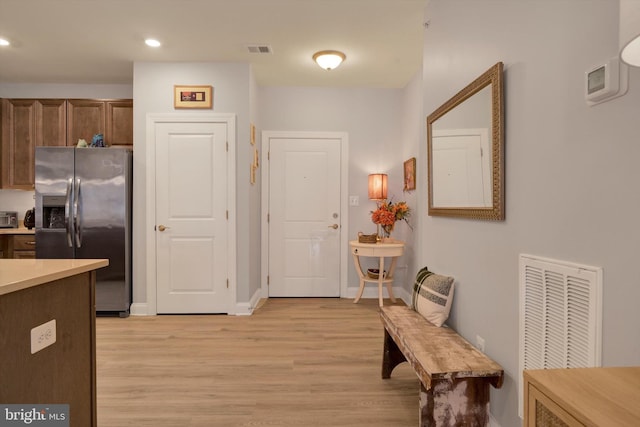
[31,319,56,354]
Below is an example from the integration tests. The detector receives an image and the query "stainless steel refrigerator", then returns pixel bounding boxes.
[35,147,133,316]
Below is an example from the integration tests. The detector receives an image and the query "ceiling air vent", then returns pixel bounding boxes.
[247,45,273,54]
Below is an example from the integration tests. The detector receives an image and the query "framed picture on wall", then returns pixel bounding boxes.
[404,157,416,192]
[174,85,213,109]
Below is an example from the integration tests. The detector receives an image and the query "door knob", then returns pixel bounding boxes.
[328,224,339,229]
[158,225,170,232]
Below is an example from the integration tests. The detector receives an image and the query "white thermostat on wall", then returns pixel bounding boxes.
[585,57,628,106]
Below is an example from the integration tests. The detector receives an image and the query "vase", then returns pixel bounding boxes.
[381,223,394,240]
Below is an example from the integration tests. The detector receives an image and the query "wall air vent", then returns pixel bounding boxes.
[518,254,603,418]
[247,45,273,54]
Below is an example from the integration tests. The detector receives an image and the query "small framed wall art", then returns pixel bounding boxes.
[174,85,213,109]
[404,157,416,192]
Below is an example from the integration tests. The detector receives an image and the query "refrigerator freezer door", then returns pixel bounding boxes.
[35,147,75,259]
[74,148,132,313]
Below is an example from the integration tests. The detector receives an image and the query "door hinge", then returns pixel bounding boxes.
[226,210,229,220]
[226,141,229,152]
[226,278,229,289]
[268,151,270,161]
[267,213,270,223]
[267,275,270,285]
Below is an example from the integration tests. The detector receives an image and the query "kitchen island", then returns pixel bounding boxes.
[0,259,108,427]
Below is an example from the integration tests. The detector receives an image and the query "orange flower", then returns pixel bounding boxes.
[371,200,411,228]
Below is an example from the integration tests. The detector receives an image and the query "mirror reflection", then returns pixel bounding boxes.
[427,62,504,220]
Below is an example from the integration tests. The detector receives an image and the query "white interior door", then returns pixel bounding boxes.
[432,128,491,207]
[267,136,342,297]
[155,121,229,313]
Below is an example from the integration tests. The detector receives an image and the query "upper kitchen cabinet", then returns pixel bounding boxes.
[67,99,133,147]
[1,99,67,189]
[1,98,133,189]
[106,100,134,146]
[67,99,105,146]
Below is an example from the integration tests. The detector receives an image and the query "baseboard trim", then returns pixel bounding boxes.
[129,302,149,316]
[344,285,411,305]
[234,287,263,316]
[490,413,501,427]
[131,287,411,317]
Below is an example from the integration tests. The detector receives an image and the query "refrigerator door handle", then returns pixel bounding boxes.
[74,178,82,248]
[65,178,74,248]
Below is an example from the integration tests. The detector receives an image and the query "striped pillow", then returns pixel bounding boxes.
[411,267,455,327]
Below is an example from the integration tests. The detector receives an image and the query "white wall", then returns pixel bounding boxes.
[0,190,35,218]
[0,83,132,99]
[420,1,640,426]
[248,69,262,306]
[397,69,423,291]
[258,86,412,293]
[132,62,255,311]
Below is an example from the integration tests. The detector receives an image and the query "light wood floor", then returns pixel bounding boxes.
[96,298,418,427]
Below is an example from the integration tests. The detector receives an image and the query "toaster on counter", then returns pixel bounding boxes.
[0,211,18,228]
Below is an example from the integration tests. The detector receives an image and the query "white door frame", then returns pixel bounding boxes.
[260,131,349,299]
[146,113,237,315]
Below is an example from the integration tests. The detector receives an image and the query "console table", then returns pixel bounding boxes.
[350,239,404,306]
[524,367,640,426]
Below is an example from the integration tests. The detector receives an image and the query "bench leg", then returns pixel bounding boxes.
[419,378,491,427]
[381,328,406,379]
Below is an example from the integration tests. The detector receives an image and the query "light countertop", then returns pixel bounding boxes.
[0,259,109,296]
[0,225,35,235]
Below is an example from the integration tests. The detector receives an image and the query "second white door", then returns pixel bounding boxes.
[155,120,229,313]
[267,136,342,297]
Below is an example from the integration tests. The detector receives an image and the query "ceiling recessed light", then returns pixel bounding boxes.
[145,39,161,48]
[0,38,10,47]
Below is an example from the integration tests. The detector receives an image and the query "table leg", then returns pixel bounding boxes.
[352,253,366,303]
[386,257,398,303]
[378,256,385,306]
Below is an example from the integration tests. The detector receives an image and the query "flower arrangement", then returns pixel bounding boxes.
[371,200,411,238]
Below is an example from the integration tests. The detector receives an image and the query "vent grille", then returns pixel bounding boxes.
[247,45,273,54]
[518,254,602,417]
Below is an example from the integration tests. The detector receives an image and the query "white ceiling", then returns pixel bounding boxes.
[0,0,427,88]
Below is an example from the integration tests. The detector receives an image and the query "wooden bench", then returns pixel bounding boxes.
[380,305,504,427]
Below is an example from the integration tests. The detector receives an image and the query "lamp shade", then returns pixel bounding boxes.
[368,174,388,201]
[313,50,346,70]
[620,0,640,66]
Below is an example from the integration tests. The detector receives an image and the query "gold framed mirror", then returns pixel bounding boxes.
[427,62,504,220]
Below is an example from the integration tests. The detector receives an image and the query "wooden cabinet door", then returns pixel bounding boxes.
[36,99,67,147]
[67,99,106,146]
[0,235,36,259]
[526,384,583,426]
[105,100,133,146]
[1,99,37,189]
[1,99,67,188]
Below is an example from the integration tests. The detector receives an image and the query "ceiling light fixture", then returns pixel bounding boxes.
[145,38,161,48]
[620,0,640,66]
[313,50,346,70]
[0,38,10,47]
